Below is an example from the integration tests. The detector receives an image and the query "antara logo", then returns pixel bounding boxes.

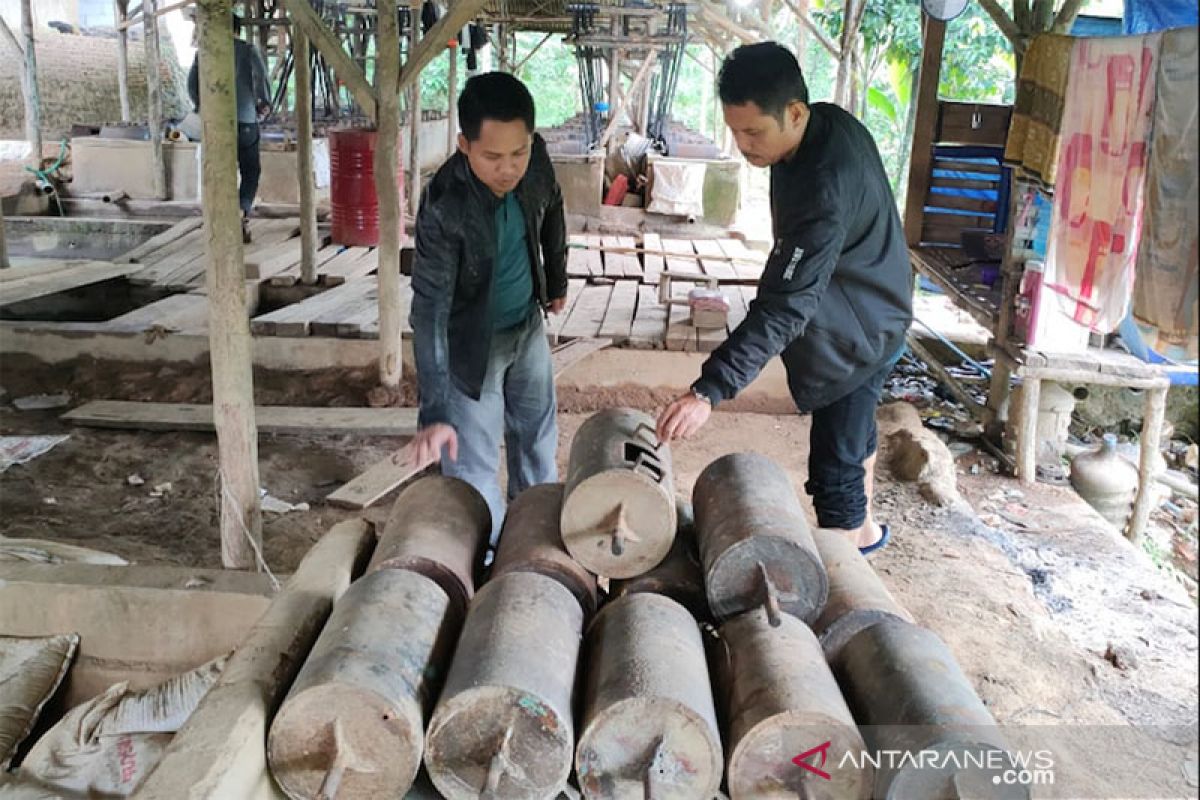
[792,740,833,780]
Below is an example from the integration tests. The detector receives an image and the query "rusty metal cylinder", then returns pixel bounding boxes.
[717,607,872,799]
[267,569,456,800]
[367,475,492,617]
[491,483,599,616]
[609,498,710,621]
[424,571,583,799]
[811,529,913,662]
[576,593,723,799]
[561,408,677,579]
[693,452,828,624]
[833,618,1025,799]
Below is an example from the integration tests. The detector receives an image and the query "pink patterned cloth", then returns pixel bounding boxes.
[1044,33,1162,332]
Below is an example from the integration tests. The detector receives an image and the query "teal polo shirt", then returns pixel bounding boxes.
[492,192,536,331]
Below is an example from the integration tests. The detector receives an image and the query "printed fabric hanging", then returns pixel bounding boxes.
[1043,33,1162,332]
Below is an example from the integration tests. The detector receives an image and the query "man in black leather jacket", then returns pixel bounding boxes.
[405,72,568,542]
[657,43,912,554]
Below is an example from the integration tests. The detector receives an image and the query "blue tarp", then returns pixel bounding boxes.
[1124,0,1198,34]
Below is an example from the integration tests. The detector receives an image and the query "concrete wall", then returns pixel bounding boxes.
[0,28,189,140]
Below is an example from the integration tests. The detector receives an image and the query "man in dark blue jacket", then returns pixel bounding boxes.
[657,43,912,554]
[406,73,568,542]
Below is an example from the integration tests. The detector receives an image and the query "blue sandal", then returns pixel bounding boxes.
[859,524,891,555]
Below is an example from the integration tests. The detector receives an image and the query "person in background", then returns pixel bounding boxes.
[187,13,271,243]
[655,42,913,555]
[404,72,568,545]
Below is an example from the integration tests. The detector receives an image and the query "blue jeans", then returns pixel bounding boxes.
[441,310,558,543]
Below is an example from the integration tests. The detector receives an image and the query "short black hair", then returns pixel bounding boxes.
[458,72,536,141]
[718,42,809,122]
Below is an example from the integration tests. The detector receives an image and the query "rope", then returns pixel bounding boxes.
[215,469,282,591]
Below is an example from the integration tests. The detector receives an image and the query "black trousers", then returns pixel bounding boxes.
[236,122,261,216]
[803,359,894,530]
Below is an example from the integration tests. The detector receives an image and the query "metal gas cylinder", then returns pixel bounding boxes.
[561,408,677,579]
[832,618,1028,799]
[424,571,583,800]
[367,475,492,617]
[609,498,711,621]
[268,569,457,799]
[693,452,828,624]
[1070,433,1138,531]
[576,593,723,799]
[716,607,871,799]
[490,483,598,616]
[811,528,913,662]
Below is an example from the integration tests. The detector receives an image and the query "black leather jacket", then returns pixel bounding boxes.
[410,133,568,426]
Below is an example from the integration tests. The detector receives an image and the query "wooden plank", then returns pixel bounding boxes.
[0,258,78,283]
[0,260,138,306]
[641,233,664,286]
[924,193,998,214]
[250,279,376,336]
[692,239,738,281]
[617,236,641,279]
[664,297,696,352]
[932,158,1002,175]
[578,235,600,278]
[566,234,593,278]
[661,238,702,276]
[162,219,297,289]
[716,238,765,281]
[339,278,413,338]
[902,14,947,246]
[114,217,203,264]
[598,280,638,342]
[269,243,342,286]
[105,292,209,333]
[558,282,613,341]
[326,457,421,510]
[546,278,586,344]
[628,284,667,349]
[308,279,381,337]
[63,401,419,437]
[930,176,1000,191]
[550,337,611,377]
[601,235,638,279]
[245,239,302,280]
[319,246,377,285]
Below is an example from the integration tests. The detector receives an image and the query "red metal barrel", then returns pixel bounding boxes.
[329,128,403,247]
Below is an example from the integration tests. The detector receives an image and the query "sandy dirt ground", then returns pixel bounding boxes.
[1,359,1196,796]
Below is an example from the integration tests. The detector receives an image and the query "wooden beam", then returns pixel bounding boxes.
[145,0,167,199]
[132,520,375,800]
[446,42,459,157]
[376,0,404,390]
[326,458,422,509]
[115,0,132,121]
[197,0,262,571]
[118,0,194,28]
[295,30,318,285]
[780,0,840,59]
[407,9,423,220]
[598,51,658,149]
[281,0,377,118]
[697,3,758,45]
[19,0,41,170]
[512,31,552,74]
[0,212,8,270]
[902,13,946,247]
[395,0,491,96]
[0,14,21,56]
[62,401,420,436]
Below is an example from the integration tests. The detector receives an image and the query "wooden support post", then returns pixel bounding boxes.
[1015,376,1040,485]
[295,29,319,285]
[116,0,132,121]
[376,0,404,390]
[408,11,422,220]
[447,41,459,157]
[608,46,621,112]
[1127,385,1168,543]
[145,0,167,199]
[0,210,9,269]
[197,0,263,570]
[901,13,946,246]
[19,0,41,170]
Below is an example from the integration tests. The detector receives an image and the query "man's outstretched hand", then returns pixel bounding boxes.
[656,392,712,442]
[396,423,458,471]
